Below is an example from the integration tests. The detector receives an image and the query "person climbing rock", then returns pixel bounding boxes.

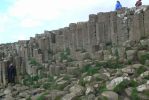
[7,63,16,84]
[135,0,142,7]
[115,1,122,11]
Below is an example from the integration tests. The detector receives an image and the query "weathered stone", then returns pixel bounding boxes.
[87,14,97,53]
[96,12,111,44]
[140,71,149,78]
[125,87,132,96]
[92,50,103,60]
[85,86,95,95]
[137,83,149,92]
[83,76,93,83]
[66,67,78,74]
[137,50,149,63]
[44,90,67,100]
[69,85,85,96]
[126,50,137,61]
[131,63,144,69]
[101,91,118,100]
[129,11,145,42]
[106,77,130,90]
[4,95,15,100]
[4,88,11,95]
[121,66,135,75]
[62,93,76,100]
[144,7,149,37]
[103,50,112,61]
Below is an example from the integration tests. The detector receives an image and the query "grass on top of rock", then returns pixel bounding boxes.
[135,66,146,77]
[143,90,149,97]
[144,75,149,80]
[130,88,139,100]
[97,84,107,93]
[60,48,73,62]
[23,75,39,86]
[29,58,44,69]
[37,94,46,100]
[81,64,98,75]
[78,77,86,87]
[42,76,69,90]
[80,60,124,75]
[139,53,149,64]
[114,80,138,94]
[95,60,124,69]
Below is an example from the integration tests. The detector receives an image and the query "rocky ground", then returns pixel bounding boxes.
[1,58,149,100]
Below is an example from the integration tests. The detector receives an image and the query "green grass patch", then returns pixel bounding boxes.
[78,77,86,87]
[144,75,149,80]
[81,64,98,75]
[95,84,107,94]
[144,91,149,97]
[135,66,146,76]
[140,53,149,64]
[114,80,138,94]
[130,88,139,100]
[37,94,46,100]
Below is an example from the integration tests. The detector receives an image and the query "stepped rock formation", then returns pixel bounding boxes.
[0,6,149,100]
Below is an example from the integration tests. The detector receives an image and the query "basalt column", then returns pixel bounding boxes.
[69,23,77,56]
[110,12,118,45]
[144,8,149,37]
[129,11,145,42]
[87,14,97,53]
[0,60,8,86]
[96,12,111,45]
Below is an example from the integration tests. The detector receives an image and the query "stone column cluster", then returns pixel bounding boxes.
[0,6,149,85]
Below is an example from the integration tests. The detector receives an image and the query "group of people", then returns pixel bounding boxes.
[115,0,142,10]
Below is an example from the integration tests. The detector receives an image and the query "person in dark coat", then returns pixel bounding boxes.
[135,0,142,7]
[8,63,16,83]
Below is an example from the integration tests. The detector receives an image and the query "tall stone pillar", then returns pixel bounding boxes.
[96,12,111,44]
[1,60,8,86]
[129,12,145,42]
[116,14,129,45]
[87,14,97,53]
[0,61,2,85]
[110,12,118,45]
[69,23,77,58]
[144,9,149,37]
[55,30,65,52]
[15,56,23,82]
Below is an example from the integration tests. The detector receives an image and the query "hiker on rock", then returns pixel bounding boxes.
[8,63,16,84]
[135,0,142,7]
[115,1,122,10]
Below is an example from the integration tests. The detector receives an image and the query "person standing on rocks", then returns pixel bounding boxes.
[135,0,142,7]
[115,1,122,11]
[7,63,16,84]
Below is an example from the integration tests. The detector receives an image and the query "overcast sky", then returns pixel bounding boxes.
[0,0,149,44]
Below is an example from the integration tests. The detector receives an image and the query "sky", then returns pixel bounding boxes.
[0,0,149,44]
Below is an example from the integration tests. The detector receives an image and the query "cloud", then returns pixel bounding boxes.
[6,0,106,29]
[8,0,61,20]
[11,33,27,41]
[20,18,42,28]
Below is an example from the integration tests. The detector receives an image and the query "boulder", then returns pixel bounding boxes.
[106,77,130,90]
[69,85,85,96]
[101,91,118,100]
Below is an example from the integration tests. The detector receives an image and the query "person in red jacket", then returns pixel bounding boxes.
[135,0,142,7]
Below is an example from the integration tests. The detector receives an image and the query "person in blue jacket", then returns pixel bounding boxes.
[115,1,122,10]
